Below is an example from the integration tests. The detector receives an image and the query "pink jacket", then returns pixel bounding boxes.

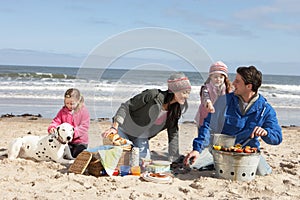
[48,105,90,144]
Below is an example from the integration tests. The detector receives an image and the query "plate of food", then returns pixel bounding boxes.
[142,172,172,184]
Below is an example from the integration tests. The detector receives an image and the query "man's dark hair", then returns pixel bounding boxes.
[237,66,262,93]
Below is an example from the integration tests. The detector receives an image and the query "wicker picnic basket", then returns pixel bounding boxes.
[87,153,104,176]
[69,151,93,175]
[87,148,131,177]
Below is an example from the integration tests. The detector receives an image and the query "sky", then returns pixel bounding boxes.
[0,0,299,75]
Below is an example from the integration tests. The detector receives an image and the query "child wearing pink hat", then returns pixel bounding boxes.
[194,61,233,127]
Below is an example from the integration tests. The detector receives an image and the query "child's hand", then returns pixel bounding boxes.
[206,102,215,113]
[49,127,56,134]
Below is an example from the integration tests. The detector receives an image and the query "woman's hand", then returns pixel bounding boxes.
[102,126,118,138]
[183,150,200,166]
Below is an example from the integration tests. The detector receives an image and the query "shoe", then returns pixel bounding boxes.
[198,164,215,171]
[170,155,191,175]
[170,154,185,163]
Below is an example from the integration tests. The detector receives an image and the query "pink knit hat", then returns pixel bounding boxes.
[209,61,228,77]
[168,72,191,92]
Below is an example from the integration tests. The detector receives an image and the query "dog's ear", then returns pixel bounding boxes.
[56,126,60,134]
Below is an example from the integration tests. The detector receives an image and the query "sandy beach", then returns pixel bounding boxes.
[0,116,299,200]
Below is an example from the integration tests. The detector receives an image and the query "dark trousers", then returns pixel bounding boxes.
[69,143,88,158]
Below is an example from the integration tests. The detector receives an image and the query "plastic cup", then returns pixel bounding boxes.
[120,165,131,176]
[131,166,141,176]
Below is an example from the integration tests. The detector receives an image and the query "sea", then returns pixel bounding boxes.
[0,65,299,126]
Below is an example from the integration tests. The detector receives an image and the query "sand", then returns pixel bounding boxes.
[0,116,299,200]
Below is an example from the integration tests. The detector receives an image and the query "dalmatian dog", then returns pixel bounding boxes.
[8,122,75,164]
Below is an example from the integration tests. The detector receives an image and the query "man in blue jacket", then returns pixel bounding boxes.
[184,66,282,175]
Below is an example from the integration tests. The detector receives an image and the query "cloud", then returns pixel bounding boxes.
[63,0,110,12]
[0,7,14,13]
[0,48,84,67]
[162,6,256,38]
[234,0,300,35]
[88,17,116,26]
[265,23,300,36]
[274,0,300,14]
[134,20,161,27]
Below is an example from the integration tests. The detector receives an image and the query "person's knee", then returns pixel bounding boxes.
[70,144,87,158]
[256,156,272,176]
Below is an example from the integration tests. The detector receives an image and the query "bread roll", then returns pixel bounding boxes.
[108,133,127,146]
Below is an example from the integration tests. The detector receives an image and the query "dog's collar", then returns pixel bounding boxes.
[57,134,67,145]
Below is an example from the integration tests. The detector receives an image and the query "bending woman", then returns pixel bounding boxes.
[102,72,191,162]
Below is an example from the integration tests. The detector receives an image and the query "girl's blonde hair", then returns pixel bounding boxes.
[64,88,84,111]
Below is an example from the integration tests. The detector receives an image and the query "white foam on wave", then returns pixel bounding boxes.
[0,79,299,109]
[261,84,300,94]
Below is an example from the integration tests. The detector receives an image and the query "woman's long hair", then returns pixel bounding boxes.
[164,91,188,126]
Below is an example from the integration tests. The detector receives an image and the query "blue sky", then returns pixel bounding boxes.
[0,0,299,75]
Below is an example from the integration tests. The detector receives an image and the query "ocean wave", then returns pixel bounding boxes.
[261,84,300,92]
[265,93,300,99]
[0,72,76,80]
[0,76,299,111]
[260,85,277,90]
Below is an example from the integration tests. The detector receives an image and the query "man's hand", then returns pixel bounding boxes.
[251,126,268,138]
[183,150,200,166]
